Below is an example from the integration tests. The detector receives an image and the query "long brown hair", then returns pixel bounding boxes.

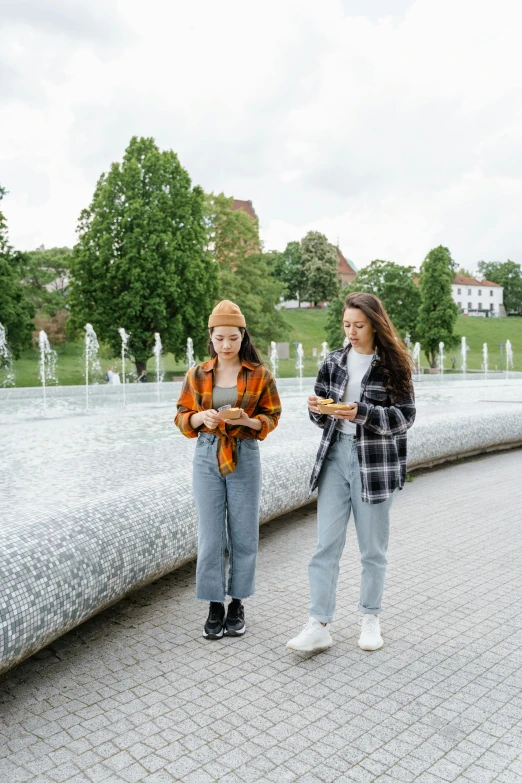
[208,327,263,366]
[343,292,413,399]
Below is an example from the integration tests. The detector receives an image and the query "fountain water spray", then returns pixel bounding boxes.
[412,342,421,379]
[506,339,514,378]
[84,324,102,409]
[38,330,57,409]
[269,341,278,378]
[296,343,304,384]
[0,323,15,387]
[438,341,445,379]
[118,328,130,407]
[186,337,196,371]
[404,333,412,355]
[153,333,164,402]
[318,341,328,368]
[343,336,349,348]
[460,336,467,377]
[482,342,488,379]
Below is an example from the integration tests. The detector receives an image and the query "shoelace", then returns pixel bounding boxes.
[209,602,223,621]
[361,615,379,630]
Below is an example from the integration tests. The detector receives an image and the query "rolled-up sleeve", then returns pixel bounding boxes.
[308,361,330,430]
[353,390,416,437]
[251,373,281,440]
[174,370,199,439]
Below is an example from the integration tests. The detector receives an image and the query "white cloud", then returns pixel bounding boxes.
[1,0,522,271]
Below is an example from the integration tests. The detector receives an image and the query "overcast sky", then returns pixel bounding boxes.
[1,0,521,270]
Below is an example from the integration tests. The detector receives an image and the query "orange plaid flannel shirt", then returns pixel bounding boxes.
[174,356,281,477]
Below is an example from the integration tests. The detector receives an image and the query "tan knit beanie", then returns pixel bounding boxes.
[208,300,246,328]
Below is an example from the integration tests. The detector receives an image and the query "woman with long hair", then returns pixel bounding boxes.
[175,300,281,639]
[287,292,415,653]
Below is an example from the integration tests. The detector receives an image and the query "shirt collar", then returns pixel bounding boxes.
[334,344,381,367]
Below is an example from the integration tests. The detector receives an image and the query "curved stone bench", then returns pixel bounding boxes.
[1,404,521,674]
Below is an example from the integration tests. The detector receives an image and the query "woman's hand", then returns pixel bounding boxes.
[308,395,323,414]
[200,409,222,430]
[331,403,358,421]
[234,408,262,431]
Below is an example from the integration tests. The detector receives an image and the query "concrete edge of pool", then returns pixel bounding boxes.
[1,406,522,675]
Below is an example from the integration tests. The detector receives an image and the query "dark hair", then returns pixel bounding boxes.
[208,327,263,366]
[343,292,413,399]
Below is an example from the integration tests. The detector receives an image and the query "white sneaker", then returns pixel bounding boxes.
[286,618,333,652]
[358,614,383,651]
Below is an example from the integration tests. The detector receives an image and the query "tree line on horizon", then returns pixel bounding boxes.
[1,136,522,374]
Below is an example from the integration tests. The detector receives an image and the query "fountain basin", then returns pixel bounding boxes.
[1,380,522,673]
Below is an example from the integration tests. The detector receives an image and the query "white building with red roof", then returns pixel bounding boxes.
[452,274,504,317]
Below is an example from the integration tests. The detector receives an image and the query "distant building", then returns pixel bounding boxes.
[452,274,505,317]
[336,246,358,288]
[231,199,258,222]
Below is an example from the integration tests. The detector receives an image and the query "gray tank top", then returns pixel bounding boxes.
[212,385,238,410]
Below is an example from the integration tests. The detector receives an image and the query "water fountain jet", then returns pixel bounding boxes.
[0,323,15,387]
[118,328,130,406]
[38,330,57,409]
[153,333,164,402]
[269,341,278,378]
[296,343,304,386]
[84,324,102,409]
[506,339,514,378]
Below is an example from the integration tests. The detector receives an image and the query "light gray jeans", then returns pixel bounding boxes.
[192,432,261,602]
[309,432,397,623]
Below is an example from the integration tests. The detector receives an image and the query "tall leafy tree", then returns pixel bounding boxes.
[346,260,420,338]
[477,260,522,314]
[205,193,260,264]
[301,231,339,307]
[0,186,35,360]
[69,137,217,373]
[206,194,287,349]
[325,295,346,350]
[272,241,308,305]
[417,245,459,367]
[21,246,72,315]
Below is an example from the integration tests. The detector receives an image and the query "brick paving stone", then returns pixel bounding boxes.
[2,449,522,783]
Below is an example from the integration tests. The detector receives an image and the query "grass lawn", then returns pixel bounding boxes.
[5,312,522,386]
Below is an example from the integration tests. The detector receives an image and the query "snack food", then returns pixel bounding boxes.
[219,407,242,420]
[318,400,352,414]
[317,398,334,414]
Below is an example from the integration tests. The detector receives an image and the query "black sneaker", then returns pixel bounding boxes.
[225,599,246,636]
[203,602,225,639]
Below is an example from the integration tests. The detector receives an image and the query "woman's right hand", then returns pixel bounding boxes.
[200,409,222,430]
[308,395,323,414]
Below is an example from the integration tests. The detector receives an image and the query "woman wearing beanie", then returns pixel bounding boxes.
[287,293,415,654]
[175,301,281,639]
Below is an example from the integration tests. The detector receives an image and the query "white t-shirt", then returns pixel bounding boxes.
[336,349,373,434]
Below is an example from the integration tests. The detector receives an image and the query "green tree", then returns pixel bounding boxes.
[477,260,522,314]
[69,137,217,373]
[0,186,35,360]
[21,245,72,314]
[206,194,287,349]
[272,241,308,305]
[457,267,475,277]
[301,231,339,307]
[417,245,459,368]
[325,295,345,349]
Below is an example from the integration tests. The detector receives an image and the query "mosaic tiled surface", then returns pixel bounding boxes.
[1,383,522,675]
[1,449,522,783]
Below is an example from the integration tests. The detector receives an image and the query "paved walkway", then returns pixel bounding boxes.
[1,449,522,783]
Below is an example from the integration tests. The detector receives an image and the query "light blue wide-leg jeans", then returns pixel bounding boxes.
[192,432,261,602]
[308,433,396,623]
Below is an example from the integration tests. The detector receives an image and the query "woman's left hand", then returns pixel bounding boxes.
[233,408,262,431]
[331,403,358,421]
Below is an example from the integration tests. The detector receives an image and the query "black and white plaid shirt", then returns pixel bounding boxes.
[309,346,416,504]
